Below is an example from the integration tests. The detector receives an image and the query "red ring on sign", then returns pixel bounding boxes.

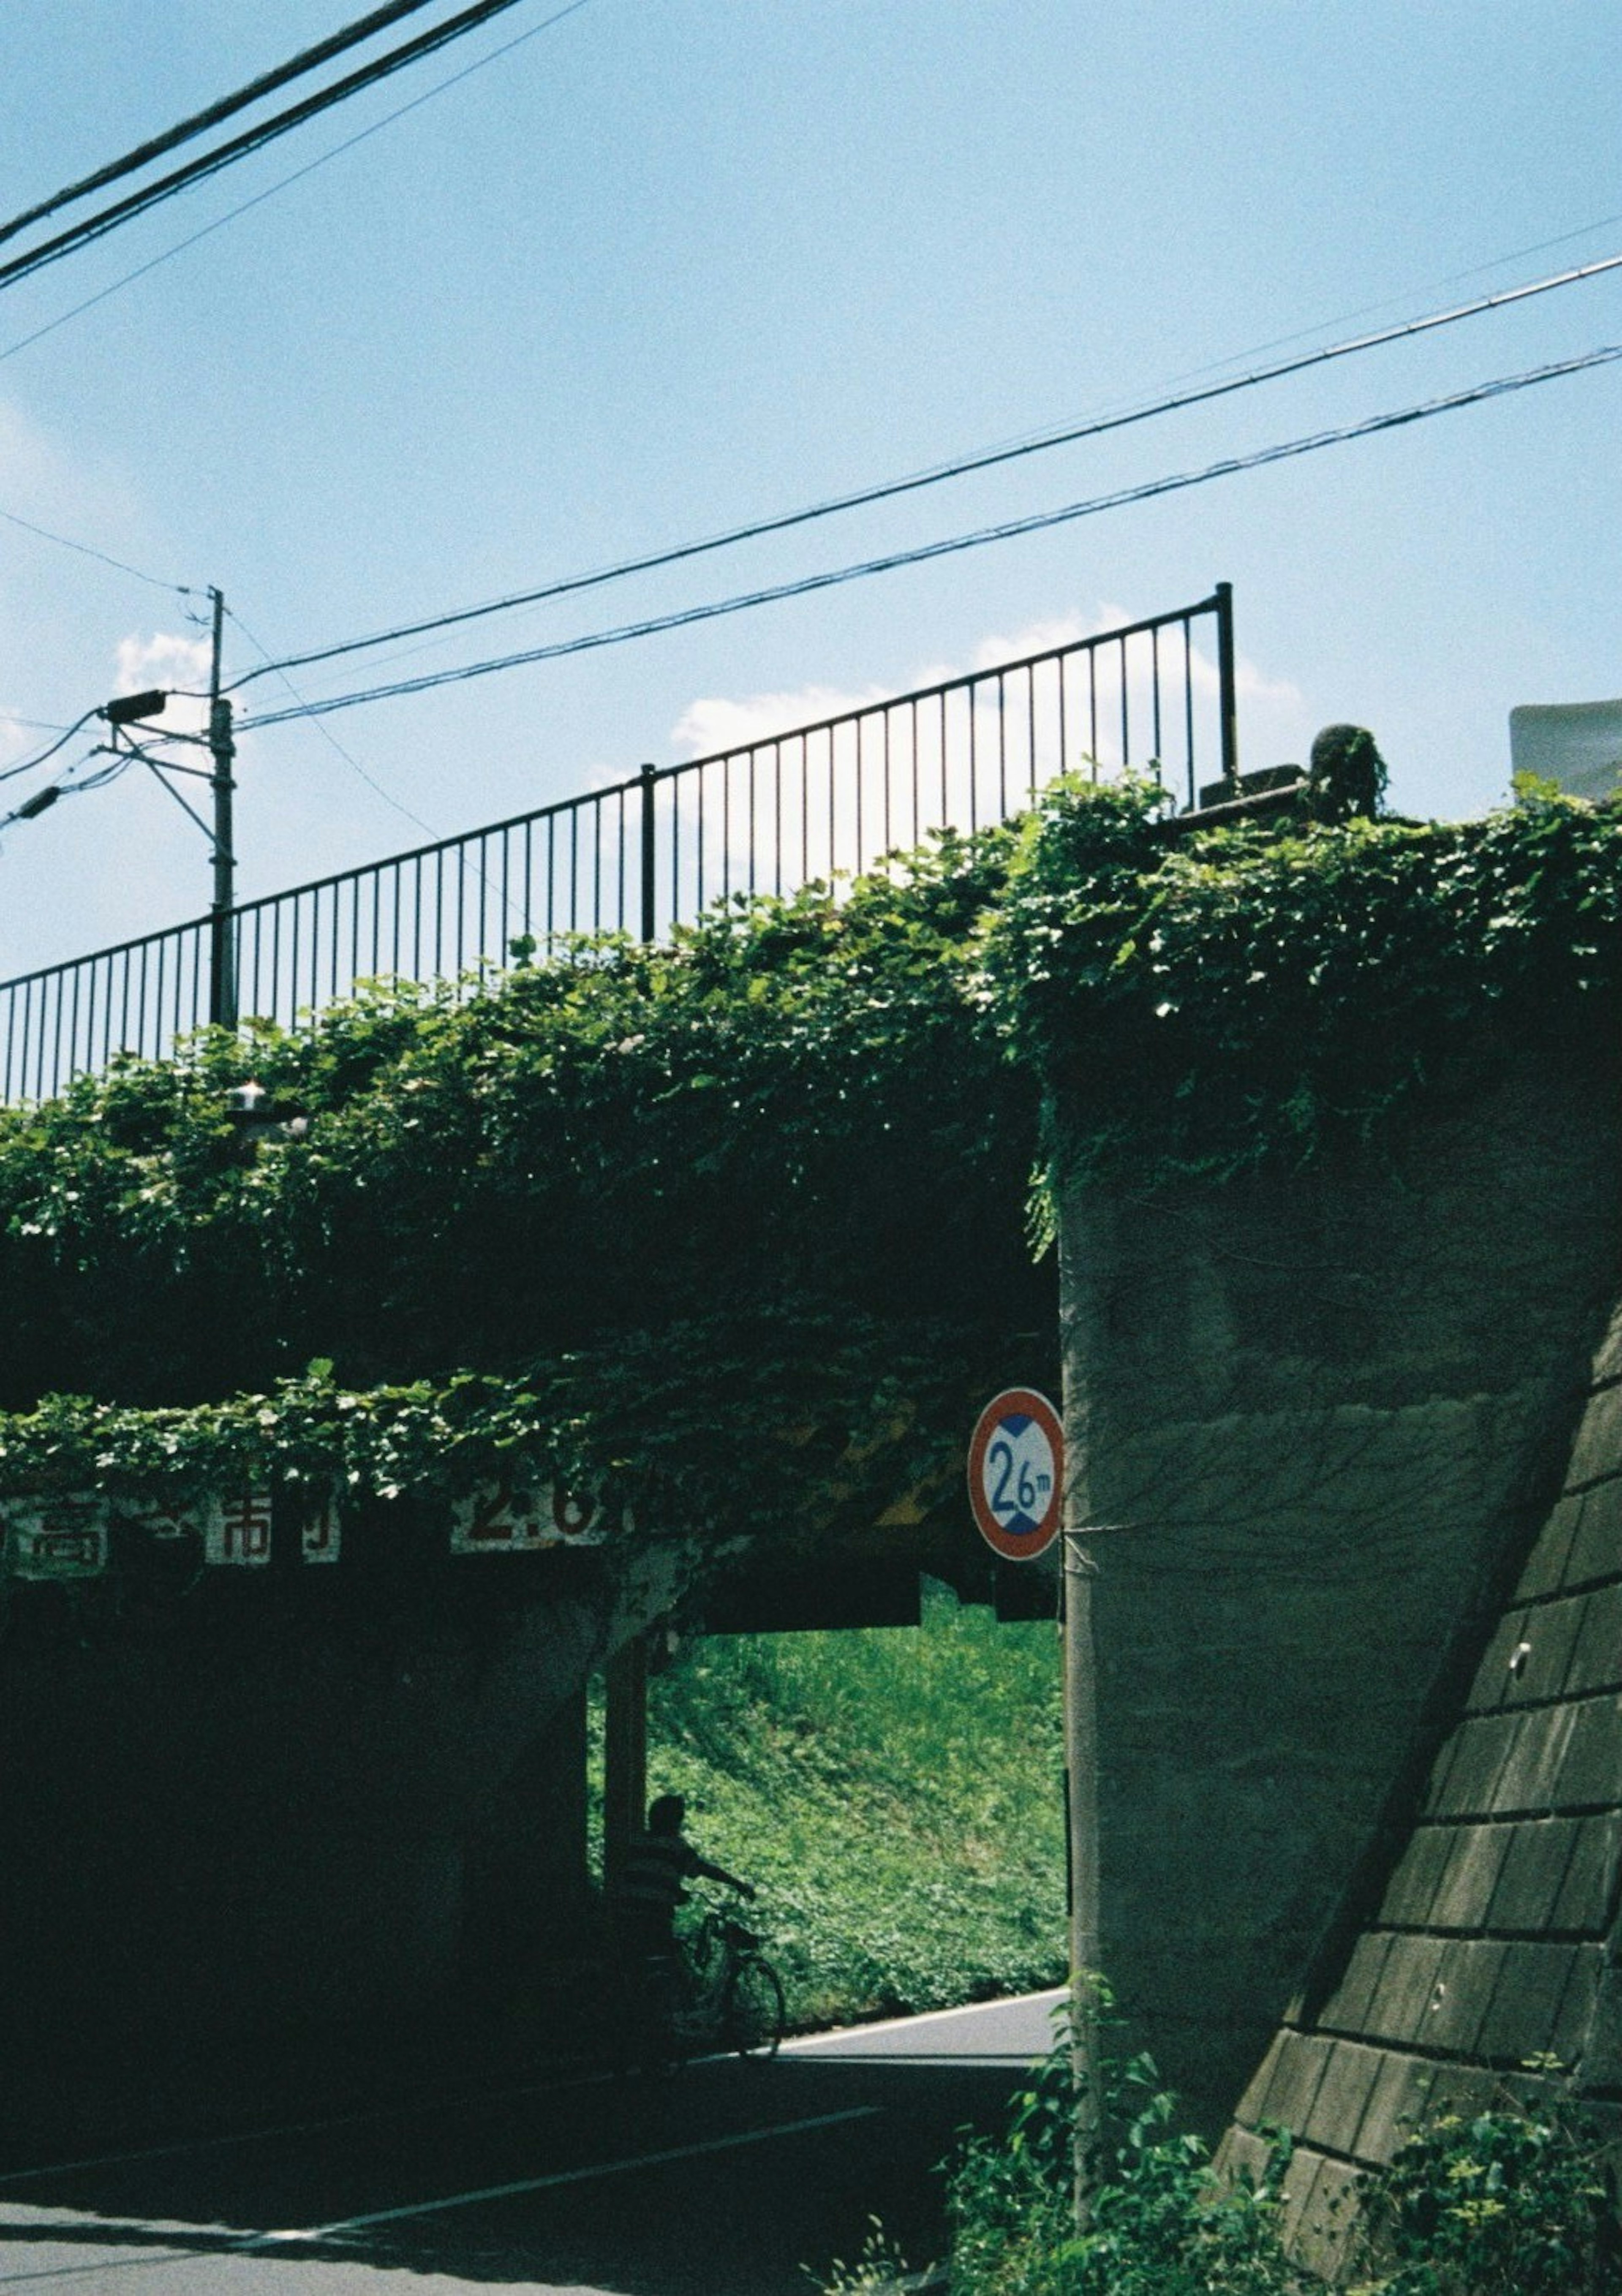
[967,1387,1064,1561]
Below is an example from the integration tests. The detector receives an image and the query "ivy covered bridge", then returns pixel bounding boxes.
[0,648,1619,2247]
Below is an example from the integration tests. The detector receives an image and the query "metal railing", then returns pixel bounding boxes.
[0,584,1237,1102]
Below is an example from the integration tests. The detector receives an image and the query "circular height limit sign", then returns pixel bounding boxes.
[967,1387,1065,1561]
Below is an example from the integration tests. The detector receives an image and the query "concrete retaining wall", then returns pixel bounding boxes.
[1054,1048,1622,2130]
[1222,1303,1622,2276]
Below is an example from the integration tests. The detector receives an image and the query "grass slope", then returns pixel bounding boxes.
[593,1578,1067,2028]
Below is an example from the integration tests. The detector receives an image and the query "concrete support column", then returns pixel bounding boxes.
[602,1632,648,1897]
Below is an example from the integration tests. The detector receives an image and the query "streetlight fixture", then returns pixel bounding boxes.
[93,590,237,1028]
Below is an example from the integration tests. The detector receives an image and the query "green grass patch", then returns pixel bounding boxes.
[591,1577,1066,2027]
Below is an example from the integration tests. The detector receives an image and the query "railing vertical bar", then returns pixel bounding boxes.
[792,734,802,887]
[1119,636,1130,769]
[825,727,835,882]
[881,709,892,856]
[661,776,675,928]
[1183,617,1196,811]
[845,716,859,868]
[959,685,972,834]
[1151,625,1163,768]
[997,672,1009,819]
[748,751,759,897]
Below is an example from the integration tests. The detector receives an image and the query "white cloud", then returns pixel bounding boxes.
[659,604,1316,906]
[114,630,211,740]
[671,680,894,762]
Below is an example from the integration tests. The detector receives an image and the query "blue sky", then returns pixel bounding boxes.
[1,0,1618,977]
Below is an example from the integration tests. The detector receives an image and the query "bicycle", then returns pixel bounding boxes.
[675,1907,787,2062]
[615,1905,786,2071]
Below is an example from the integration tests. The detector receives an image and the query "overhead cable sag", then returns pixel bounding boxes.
[0,0,445,251]
[0,0,596,366]
[0,0,558,295]
[229,248,1622,692]
[238,343,1622,729]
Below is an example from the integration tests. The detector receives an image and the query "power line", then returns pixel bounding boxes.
[0,710,108,785]
[0,0,444,251]
[0,0,560,296]
[238,341,1622,731]
[223,603,438,837]
[0,0,596,367]
[0,503,191,594]
[1147,209,1622,391]
[230,248,1622,694]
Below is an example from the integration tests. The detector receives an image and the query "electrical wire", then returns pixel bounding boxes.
[223,603,438,837]
[238,341,1622,731]
[0,749,127,833]
[0,0,444,251]
[0,710,108,785]
[0,503,191,595]
[0,0,596,367]
[0,0,561,295]
[229,248,1622,693]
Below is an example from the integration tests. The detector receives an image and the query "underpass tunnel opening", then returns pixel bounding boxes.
[581,1558,1067,2039]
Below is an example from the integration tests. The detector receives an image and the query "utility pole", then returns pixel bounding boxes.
[207,586,237,1029]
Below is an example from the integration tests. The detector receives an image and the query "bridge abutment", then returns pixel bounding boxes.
[1054,1044,1622,2128]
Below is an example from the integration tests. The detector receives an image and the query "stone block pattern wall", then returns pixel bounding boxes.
[1222,1310,1622,2280]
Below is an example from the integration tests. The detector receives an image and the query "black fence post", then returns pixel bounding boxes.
[1214,579,1239,794]
[638,762,657,944]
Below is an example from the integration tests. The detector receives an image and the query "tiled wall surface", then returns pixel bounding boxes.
[1221,1310,1622,2277]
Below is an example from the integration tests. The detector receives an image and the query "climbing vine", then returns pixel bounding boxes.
[0,776,1616,1515]
[985,773,1622,1182]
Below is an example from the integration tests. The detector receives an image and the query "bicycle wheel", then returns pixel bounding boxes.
[722,1954,785,2060]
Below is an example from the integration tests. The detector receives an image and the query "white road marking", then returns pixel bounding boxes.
[0,2108,882,2285]
[280,2105,884,2239]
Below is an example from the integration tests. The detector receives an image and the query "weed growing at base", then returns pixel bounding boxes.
[843,2028,1622,2295]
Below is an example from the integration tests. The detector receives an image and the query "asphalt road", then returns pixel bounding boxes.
[0,1991,1065,2294]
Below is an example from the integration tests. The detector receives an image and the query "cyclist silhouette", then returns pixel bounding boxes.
[613,1792,754,1974]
